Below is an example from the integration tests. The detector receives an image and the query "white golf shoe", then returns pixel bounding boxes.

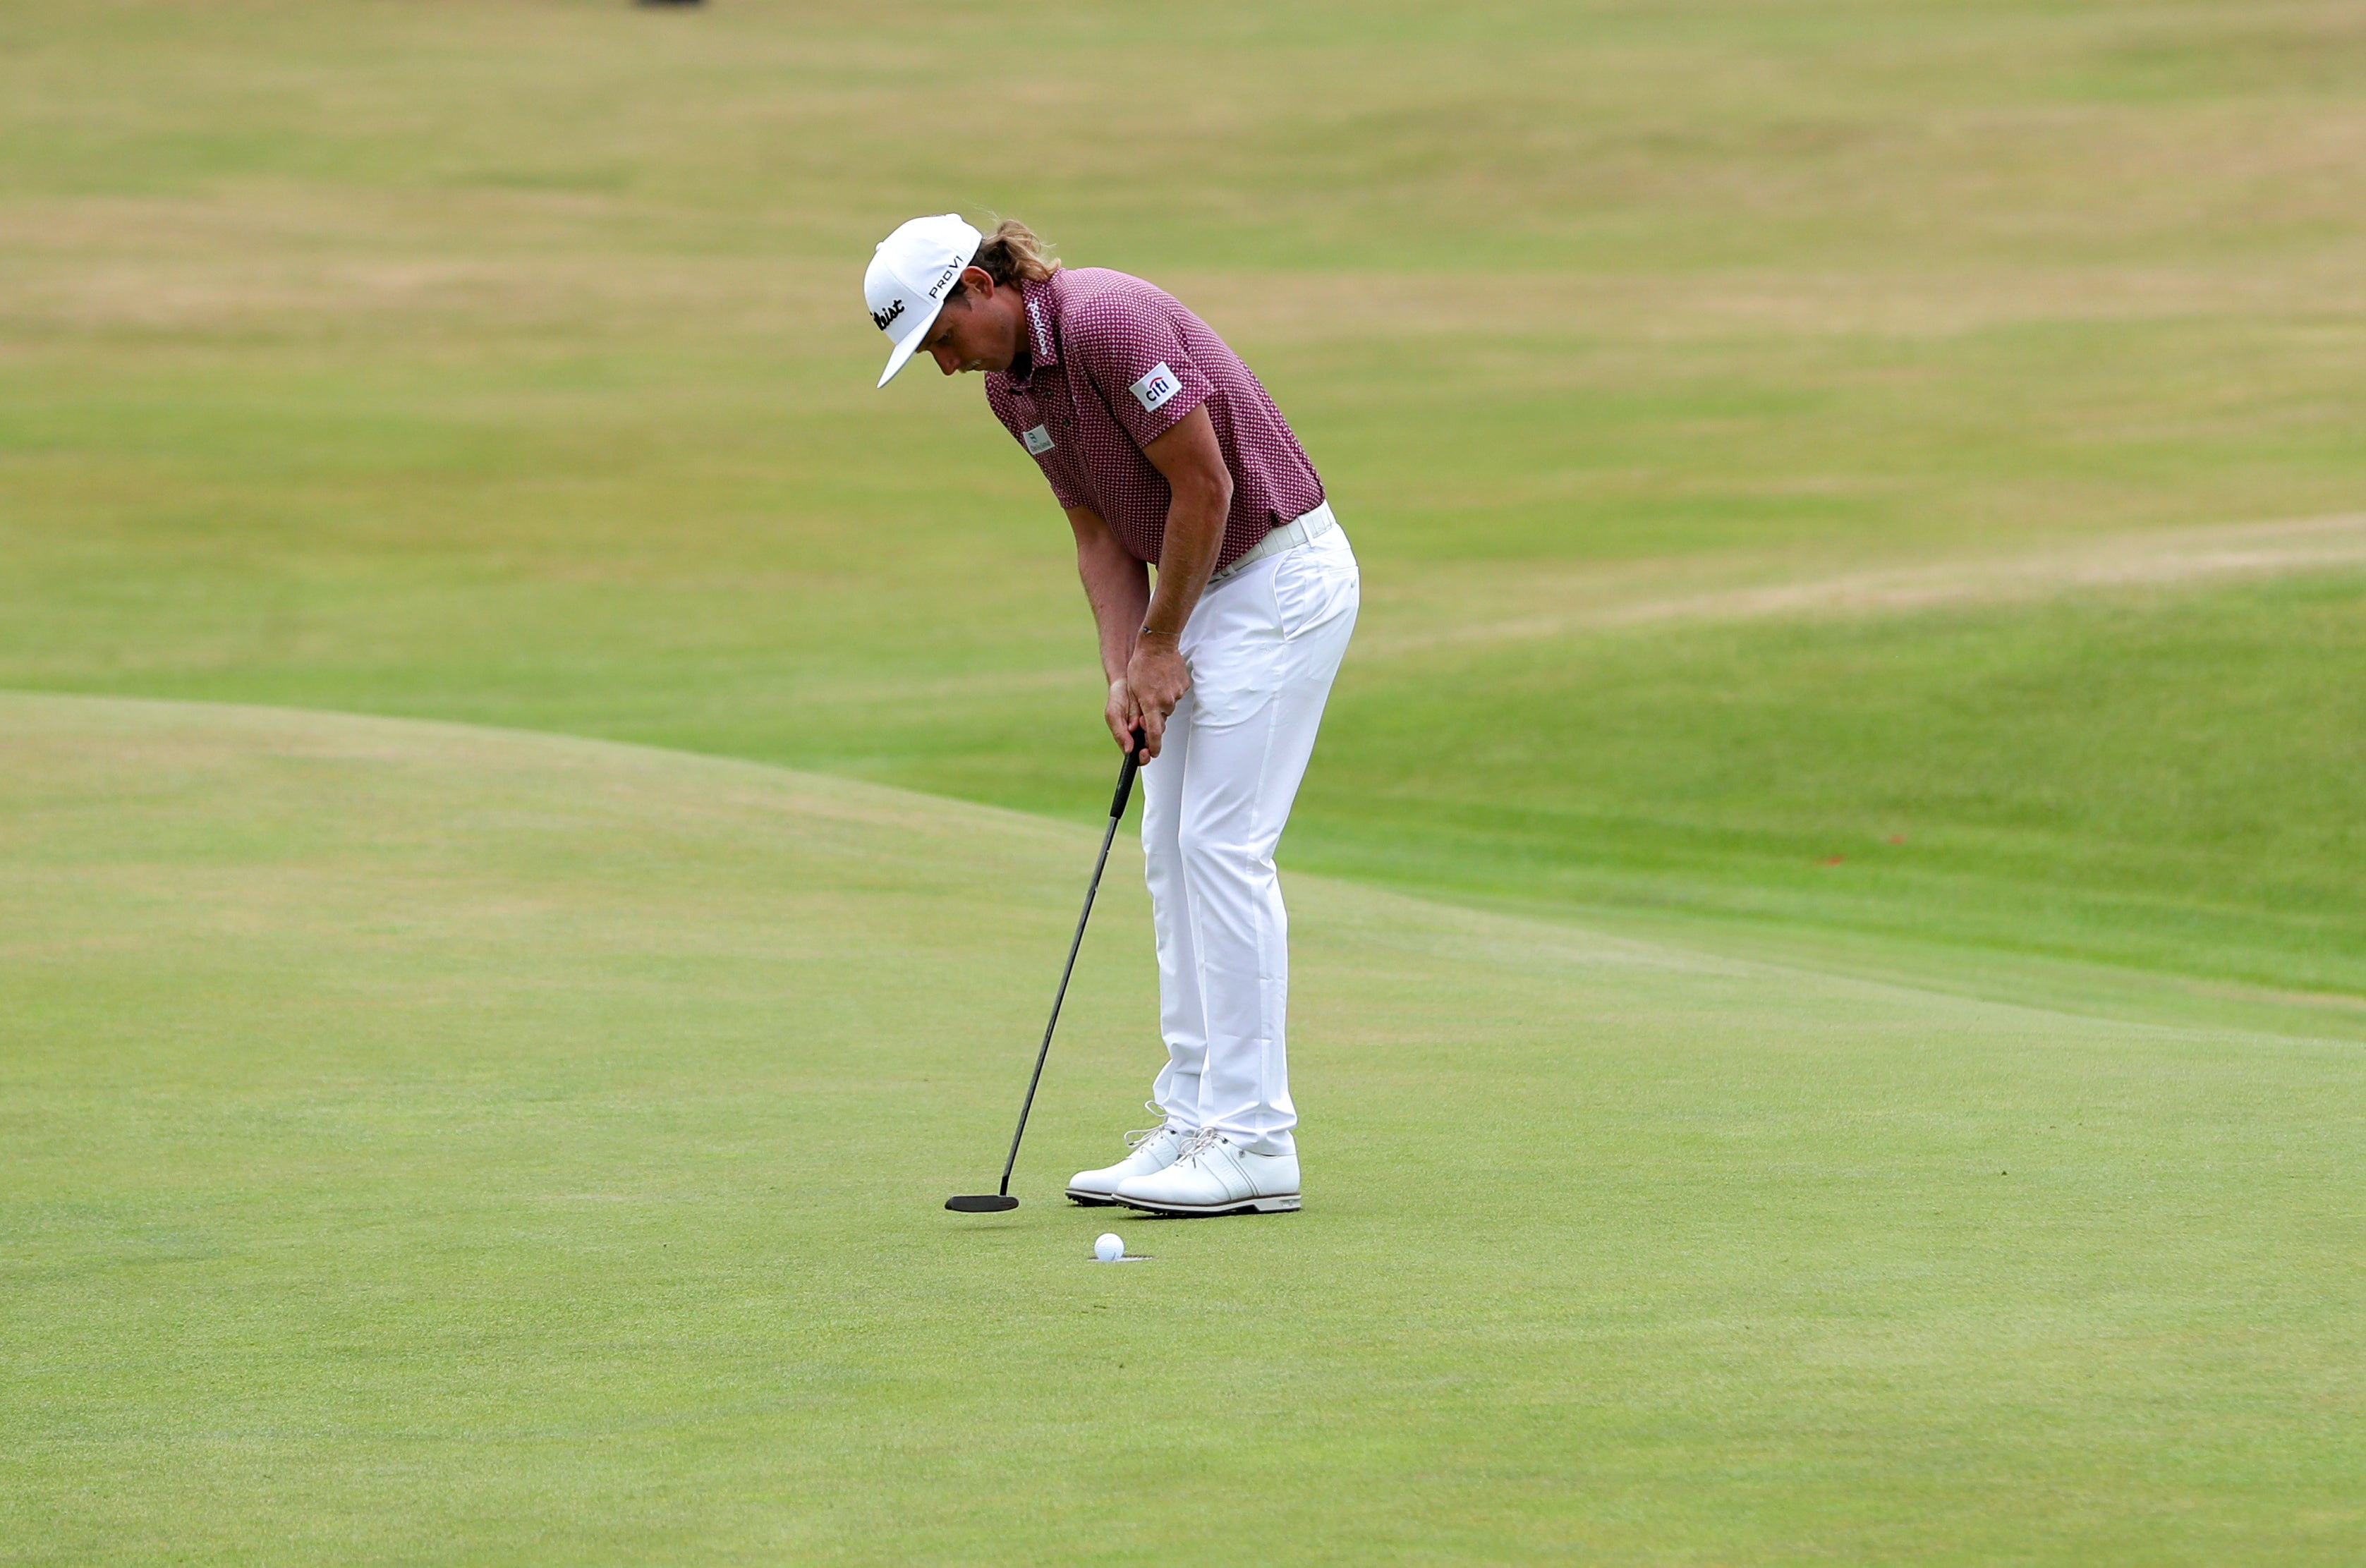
[1066,1105,1193,1206]
[1112,1127,1300,1217]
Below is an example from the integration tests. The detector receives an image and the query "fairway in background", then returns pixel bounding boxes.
[3,694,2360,1564]
[2,0,2363,1007]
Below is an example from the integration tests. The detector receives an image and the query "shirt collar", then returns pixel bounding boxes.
[1020,275,1061,370]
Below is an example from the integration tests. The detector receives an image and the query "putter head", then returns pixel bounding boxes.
[945,1194,1019,1213]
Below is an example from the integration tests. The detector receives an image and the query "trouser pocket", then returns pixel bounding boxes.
[1270,533,1359,641]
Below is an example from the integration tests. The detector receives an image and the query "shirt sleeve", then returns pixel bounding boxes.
[1069,301,1215,452]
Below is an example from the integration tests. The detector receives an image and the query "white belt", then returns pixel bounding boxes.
[1206,500,1337,588]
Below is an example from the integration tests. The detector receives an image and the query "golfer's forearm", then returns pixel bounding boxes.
[1067,507,1151,683]
[1091,563,1153,683]
[1137,406,1233,640]
[1140,494,1224,640]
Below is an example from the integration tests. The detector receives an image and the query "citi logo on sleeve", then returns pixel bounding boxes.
[870,299,905,332]
[1129,362,1181,413]
[1023,425,1055,455]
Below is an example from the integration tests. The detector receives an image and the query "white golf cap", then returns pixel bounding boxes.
[865,213,984,388]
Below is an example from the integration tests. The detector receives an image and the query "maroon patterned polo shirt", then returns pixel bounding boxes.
[983,268,1325,570]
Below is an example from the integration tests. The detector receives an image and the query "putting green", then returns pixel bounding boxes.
[4,693,2358,1564]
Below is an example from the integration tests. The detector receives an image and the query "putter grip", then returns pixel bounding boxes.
[1110,729,1146,820]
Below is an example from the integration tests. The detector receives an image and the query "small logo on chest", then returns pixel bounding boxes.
[1129,362,1182,413]
[1022,424,1055,456]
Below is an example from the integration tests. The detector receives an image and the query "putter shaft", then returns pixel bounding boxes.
[992,736,1144,1197]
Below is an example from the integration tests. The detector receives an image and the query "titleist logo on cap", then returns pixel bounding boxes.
[870,299,905,332]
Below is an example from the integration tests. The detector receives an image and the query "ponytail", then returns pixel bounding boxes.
[949,219,1060,300]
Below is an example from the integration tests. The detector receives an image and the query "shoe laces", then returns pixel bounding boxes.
[1123,1102,1175,1151]
[1171,1125,1226,1165]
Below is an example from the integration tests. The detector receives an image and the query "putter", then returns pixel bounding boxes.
[947,729,1148,1213]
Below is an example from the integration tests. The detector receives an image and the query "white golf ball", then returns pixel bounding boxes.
[1093,1232,1125,1263]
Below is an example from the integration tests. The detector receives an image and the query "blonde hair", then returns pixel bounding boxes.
[952,219,1060,297]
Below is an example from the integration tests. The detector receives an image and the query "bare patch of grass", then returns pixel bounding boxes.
[1364,512,2366,655]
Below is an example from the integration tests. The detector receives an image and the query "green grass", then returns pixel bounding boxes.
[4,0,2365,1559]
[5,695,2362,1564]
[1306,571,2366,995]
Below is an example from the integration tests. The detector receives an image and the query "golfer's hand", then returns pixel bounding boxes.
[1105,679,1143,758]
[1122,640,1191,758]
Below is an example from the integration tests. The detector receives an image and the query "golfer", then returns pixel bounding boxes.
[865,214,1358,1217]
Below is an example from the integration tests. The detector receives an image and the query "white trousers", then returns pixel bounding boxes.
[1140,519,1359,1156]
